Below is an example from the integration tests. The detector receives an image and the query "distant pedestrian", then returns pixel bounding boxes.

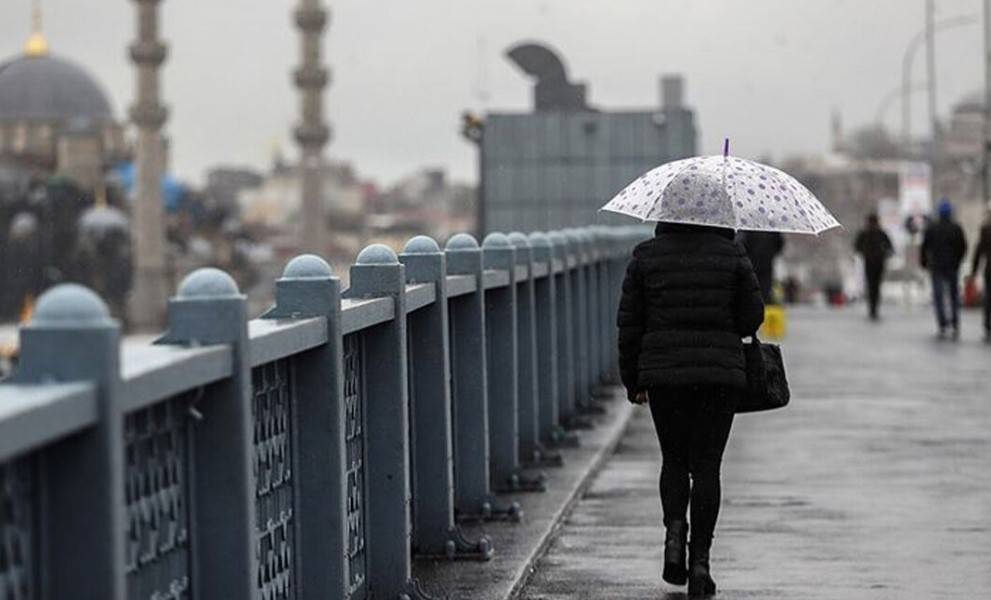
[738,231,784,303]
[783,276,801,304]
[921,199,967,339]
[969,208,991,342]
[618,222,764,597]
[853,213,894,320]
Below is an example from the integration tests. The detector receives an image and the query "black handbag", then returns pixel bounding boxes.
[737,336,790,413]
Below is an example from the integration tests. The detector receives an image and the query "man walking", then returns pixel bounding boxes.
[969,208,991,342]
[854,213,894,320]
[738,231,784,303]
[921,199,968,339]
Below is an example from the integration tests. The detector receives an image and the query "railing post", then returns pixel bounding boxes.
[581,229,603,391]
[563,230,595,428]
[13,284,125,599]
[444,234,521,521]
[400,236,493,560]
[528,232,576,450]
[592,228,612,385]
[604,228,622,383]
[156,268,256,599]
[260,254,348,599]
[548,231,577,430]
[576,229,607,414]
[507,232,541,465]
[482,233,544,492]
[347,244,432,599]
[567,230,588,406]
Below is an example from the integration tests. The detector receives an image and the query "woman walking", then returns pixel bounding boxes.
[617,222,764,596]
[603,144,839,596]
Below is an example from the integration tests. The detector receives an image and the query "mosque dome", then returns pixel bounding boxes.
[0,54,115,124]
[0,4,126,191]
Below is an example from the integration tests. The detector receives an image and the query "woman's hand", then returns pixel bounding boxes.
[631,390,650,405]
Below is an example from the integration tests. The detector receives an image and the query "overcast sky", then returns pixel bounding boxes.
[0,0,984,185]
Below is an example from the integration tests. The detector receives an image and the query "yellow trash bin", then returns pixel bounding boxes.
[761,304,787,340]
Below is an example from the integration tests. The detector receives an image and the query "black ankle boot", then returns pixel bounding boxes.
[687,539,716,597]
[662,520,688,585]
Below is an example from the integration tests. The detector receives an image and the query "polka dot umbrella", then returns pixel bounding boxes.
[600,140,841,234]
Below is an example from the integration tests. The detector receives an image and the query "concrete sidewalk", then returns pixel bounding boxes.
[519,307,991,599]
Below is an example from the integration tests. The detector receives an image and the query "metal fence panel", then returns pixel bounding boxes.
[252,359,296,600]
[342,334,367,600]
[0,454,38,600]
[123,396,192,600]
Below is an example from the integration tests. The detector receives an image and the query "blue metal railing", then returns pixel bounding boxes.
[0,225,648,599]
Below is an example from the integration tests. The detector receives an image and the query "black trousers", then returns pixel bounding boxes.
[648,386,736,545]
[983,270,991,333]
[865,263,885,317]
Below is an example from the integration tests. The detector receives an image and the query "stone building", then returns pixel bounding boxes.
[942,92,984,162]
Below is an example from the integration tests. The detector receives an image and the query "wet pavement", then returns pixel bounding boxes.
[519,306,991,599]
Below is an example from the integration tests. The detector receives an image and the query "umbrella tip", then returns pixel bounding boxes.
[723,137,730,158]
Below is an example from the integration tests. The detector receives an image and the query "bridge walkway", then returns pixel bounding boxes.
[521,307,991,599]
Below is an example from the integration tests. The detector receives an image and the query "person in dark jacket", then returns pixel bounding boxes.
[853,213,894,320]
[617,222,764,596]
[921,199,968,339]
[969,208,991,341]
[737,231,784,303]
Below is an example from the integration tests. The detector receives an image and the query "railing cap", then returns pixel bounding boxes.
[282,254,334,279]
[32,283,112,326]
[528,231,551,247]
[445,233,479,251]
[507,231,530,248]
[563,228,583,244]
[356,243,399,265]
[482,232,512,249]
[403,235,441,254]
[177,267,241,298]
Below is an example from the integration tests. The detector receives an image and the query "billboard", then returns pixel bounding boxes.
[898,161,931,218]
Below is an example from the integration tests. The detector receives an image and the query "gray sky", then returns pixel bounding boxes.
[0,0,984,186]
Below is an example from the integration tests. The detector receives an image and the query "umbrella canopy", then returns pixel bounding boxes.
[79,205,129,234]
[111,162,186,212]
[600,154,840,234]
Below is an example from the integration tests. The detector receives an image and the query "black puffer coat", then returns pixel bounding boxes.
[921,217,967,274]
[617,223,765,397]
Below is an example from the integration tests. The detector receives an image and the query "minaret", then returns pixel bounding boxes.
[128,0,169,329]
[293,0,332,253]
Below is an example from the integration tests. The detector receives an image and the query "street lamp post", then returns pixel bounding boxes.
[926,1,937,149]
[984,0,991,203]
[900,14,977,146]
[877,84,926,129]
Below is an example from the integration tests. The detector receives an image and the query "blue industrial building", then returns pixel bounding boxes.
[472,43,698,233]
